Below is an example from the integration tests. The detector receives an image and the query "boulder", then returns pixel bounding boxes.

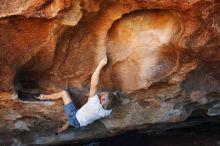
[0,0,219,145]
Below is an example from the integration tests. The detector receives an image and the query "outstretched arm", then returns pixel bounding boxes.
[89,56,107,97]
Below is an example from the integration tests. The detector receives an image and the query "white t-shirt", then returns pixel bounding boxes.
[76,94,112,127]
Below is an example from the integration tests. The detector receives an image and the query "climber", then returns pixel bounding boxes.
[37,55,117,133]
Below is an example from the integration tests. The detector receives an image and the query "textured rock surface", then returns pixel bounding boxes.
[0,0,220,145]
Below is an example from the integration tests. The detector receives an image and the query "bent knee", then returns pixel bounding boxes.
[60,90,70,97]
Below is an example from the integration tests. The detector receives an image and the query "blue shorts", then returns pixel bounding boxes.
[64,102,80,128]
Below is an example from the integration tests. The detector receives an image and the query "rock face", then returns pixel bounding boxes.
[0,0,219,145]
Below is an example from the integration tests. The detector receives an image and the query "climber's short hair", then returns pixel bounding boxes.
[105,92,117,110]
[99,91,117,110]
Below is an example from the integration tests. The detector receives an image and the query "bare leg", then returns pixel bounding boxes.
[39,91,72,133]
[56,122,70,134]
[39,90,72,105]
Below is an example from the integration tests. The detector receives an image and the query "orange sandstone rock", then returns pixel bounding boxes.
[0,0,219,145]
